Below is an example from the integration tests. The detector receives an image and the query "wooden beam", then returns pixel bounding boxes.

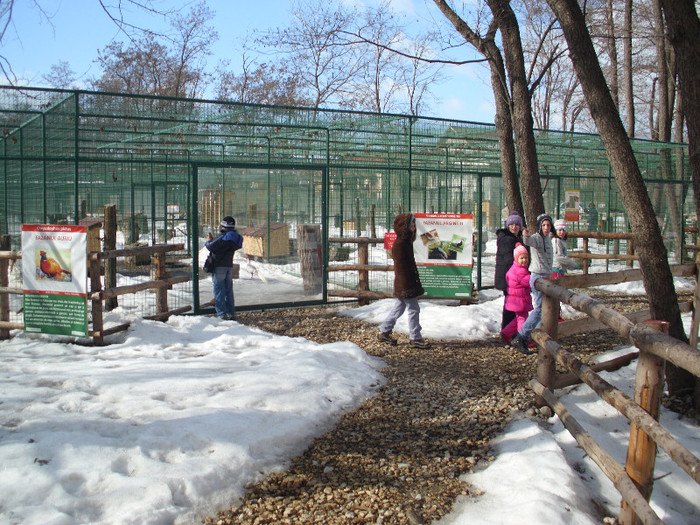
[327,264,394,272]
[529,379,663,525]
[556,302,693,337]
[532,332,700,485]
[88,242,184,261]
[89,275,190,301]
[552,351,639,389]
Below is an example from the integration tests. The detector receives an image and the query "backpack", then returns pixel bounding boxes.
[203,252,217,273]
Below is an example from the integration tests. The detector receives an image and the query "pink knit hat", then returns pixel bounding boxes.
[554,218,567,231]
[513,243,528,259]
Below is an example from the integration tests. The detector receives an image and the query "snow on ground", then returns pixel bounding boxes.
[1,254,698,524]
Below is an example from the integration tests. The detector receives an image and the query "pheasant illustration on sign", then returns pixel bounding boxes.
[38,250,72,282]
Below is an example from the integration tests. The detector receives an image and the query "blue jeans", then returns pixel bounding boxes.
[520,273,547,339]
[380,297,422,341]
[212,266,235,317]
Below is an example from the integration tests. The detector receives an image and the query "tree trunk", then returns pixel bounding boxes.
[623,0,635,137]
[490,50,524,218]
[605,0,619,109]
[431,0,523,219]
[545,1,688,398]
[653,0,671,143]
[660,0,700,399]
[487,0,545,227]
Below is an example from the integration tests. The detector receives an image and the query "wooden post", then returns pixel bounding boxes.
[582,237,590,274]
[0,235,10,339]
[298,224,322,295]
[89,256,104,346]
[628,238,635,268]
[358,239,369,306]
[619,320,667,525]
[535,284,559,407]
[248,204,257,227]
[355,198,362,237]
[370,204,377,239]
[104,205,118,311]
[690,254,700,348]
[154,251,168,316]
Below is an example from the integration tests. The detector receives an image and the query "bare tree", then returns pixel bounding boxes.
[0,0,173,84]
[259,0,366,109]
[167,1,217,99]
[42,60,78,89]
[623,0,635,136]
[216,59,311,107]
[546,0,688,406]
[487,0,546,225]
[90,2,216,98]
[431,0,523,218]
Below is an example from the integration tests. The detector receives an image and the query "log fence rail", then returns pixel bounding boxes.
[530,264,700,525]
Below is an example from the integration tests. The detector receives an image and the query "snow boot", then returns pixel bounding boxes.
[510,334,533,356]
[377,331,398,345]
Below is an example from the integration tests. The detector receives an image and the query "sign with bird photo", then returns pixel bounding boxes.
[413,213,473,299]
[21,225,88,337]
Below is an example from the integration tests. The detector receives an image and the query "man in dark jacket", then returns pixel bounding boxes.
[495,211,525,332]
[377,213,430,348]
[205,216,243,320]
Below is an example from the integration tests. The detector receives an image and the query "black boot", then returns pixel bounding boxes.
[510,334,533,356]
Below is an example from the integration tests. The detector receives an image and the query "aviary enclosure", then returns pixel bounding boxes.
[0,86,694,318]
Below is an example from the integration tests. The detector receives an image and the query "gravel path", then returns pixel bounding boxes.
[202,293,651,525]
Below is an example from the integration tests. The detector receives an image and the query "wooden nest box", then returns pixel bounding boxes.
[241,223,290,259]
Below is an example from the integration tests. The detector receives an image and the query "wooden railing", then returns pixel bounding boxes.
[0,236,191,345]
[529,265,700,525]
[327,237,390,305]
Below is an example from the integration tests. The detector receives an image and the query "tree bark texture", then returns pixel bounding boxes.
[545,0,684,348]
[660,0,700,399]
[431,0,524,219]
[487,0,545,227]
[623,0,635,136]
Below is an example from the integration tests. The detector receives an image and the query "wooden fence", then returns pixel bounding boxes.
[566,226,700,274]
[529,265,700,525]
[0,236,190,345]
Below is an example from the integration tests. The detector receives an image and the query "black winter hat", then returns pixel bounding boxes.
[220,216,236,230]
[536,213,553,232]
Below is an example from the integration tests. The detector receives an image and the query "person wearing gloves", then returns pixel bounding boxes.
[509,213,554,355]
[205,216,243,320]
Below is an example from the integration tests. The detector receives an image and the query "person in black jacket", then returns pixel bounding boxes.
[205,216,243,320]
[495,211,525,334]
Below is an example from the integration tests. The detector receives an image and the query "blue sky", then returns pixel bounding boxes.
[1,0,495,123]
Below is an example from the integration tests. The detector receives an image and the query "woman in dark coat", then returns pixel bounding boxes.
[495,211,524,332]
[377,213,430,348]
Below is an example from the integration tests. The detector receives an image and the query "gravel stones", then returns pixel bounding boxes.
[204,291,655,525]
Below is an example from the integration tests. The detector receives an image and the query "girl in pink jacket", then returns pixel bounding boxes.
[500,243,533,345]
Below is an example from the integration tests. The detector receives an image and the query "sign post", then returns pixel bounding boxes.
[21,225,88,337]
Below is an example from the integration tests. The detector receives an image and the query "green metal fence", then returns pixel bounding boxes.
[0,86,693,317]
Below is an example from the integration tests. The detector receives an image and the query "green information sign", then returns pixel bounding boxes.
[417,265,473,298]
[23,293,88,337]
